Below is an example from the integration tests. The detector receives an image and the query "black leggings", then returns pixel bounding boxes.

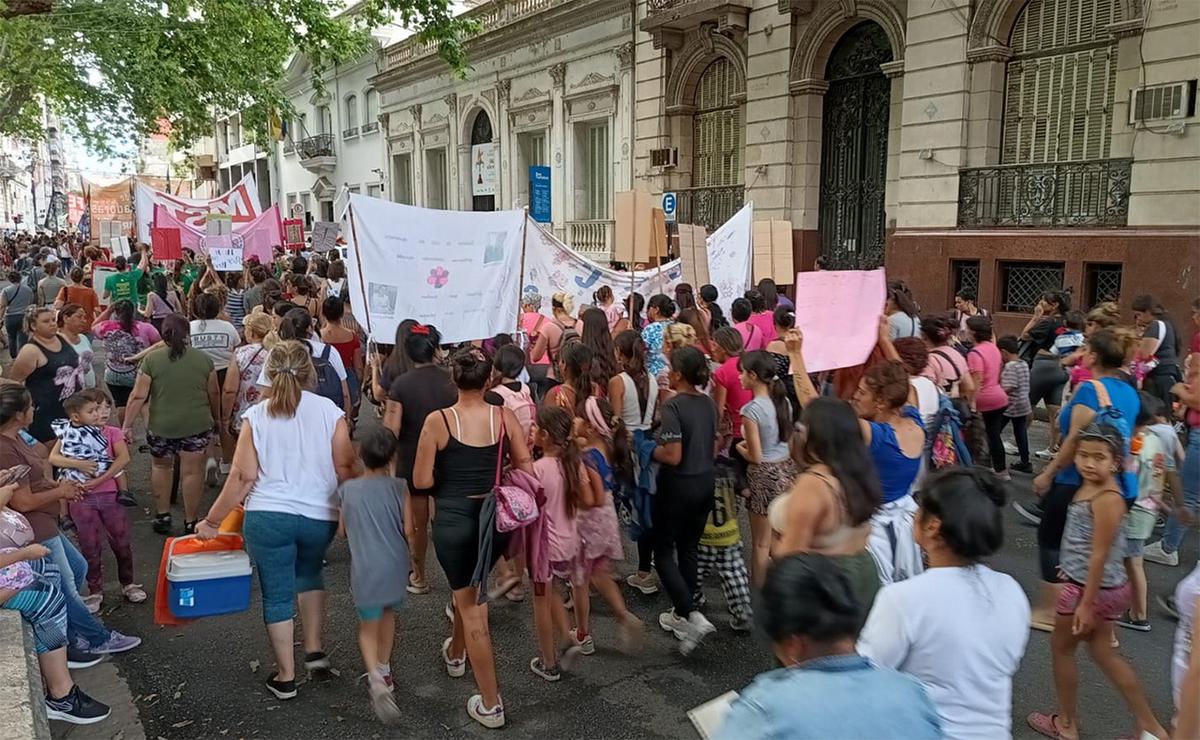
[1036,481,1080,582]
[652,469,715,616]
[637,532,654,573]
[1143,364,1182,411]
[1029,355,1068,409]
[982,409,1008,472]
[998,414,1029,464]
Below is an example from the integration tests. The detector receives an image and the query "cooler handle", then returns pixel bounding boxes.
[166,533,241,563]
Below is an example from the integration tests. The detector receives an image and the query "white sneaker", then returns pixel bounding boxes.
[1143,540,1179,567]
[1004,441,1019,456]
[466,694,505,729]
[568,627,595,655]
[680,612,716,656]
[205,458,219,485]
[1034,448,1056,460]
[218,461,232,476]
[441,637,466,678]
[658,610,689,641]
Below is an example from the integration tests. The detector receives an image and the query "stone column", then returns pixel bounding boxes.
[616,42,635,191]
[409,104,424,207]
[549,62,567,238]
[497,80,512,209]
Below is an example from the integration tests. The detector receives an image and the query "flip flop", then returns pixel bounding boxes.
[1027,712,1078,740]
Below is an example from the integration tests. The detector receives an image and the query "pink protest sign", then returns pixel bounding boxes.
[792,268,887,372]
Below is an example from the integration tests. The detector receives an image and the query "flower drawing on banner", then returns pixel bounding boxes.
[427,266,450,289]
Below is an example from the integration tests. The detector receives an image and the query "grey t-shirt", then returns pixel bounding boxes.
[740,395,791,463]
[2,282,33,317]
[337,476,409,610]
[889,312,922,340]
[37,276,66,307]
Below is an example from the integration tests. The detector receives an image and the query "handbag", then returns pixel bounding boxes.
[493,414,539,532]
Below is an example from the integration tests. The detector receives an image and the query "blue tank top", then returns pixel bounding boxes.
[868,406,924,503]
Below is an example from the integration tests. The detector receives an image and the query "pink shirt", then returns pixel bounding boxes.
[534,456,583,563]
[748,311,778,345]
[967,341,1008,412]
[713,356,753,437]
[88,426,124,495]
[734,321,768,353]
[520,312,550,366]
[924,346,971,398]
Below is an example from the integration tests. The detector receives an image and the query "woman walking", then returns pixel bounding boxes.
[1022,291,1071,459]
[965,315,1009,477]
[92,300,160,423]
[198,340,357,700]
[7,307,83,446]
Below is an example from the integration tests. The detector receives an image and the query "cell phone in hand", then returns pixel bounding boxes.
[0,464,31,487]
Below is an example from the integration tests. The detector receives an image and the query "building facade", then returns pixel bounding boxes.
[372,0,636,260]
[631,0,1199,324]
[213,111,276,212]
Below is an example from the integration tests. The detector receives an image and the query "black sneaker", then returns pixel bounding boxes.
[183,520,198,535]
[265,673,297,700]
[1012,500,1042,526]
[45,685,111,725]
[66,646,104,669]
[152,513,172,535]
[1010,461,1034,474]
[116,491,137,507]
[1115,613,1151,632]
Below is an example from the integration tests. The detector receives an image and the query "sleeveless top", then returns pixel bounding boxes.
[434,407,500,499]
[618,371,657,431]
[327,335,360,374]
[768,470,869,550]
[26,335,82,441]
[1059,492,1127,588]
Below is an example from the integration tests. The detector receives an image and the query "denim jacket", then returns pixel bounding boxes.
[717,654,942,740]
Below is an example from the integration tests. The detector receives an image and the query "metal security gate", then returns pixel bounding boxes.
[818,22,892,270]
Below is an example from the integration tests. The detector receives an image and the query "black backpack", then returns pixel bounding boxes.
[311,343,345,408]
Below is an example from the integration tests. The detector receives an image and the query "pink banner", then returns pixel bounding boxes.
[153,203,281,265]
[792,269,887,372]
[135,173,261,243]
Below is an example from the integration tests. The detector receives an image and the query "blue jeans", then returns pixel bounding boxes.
[41,534,110,648]
[1163,431,1200,554]
[5,314,26,359]
[243,510,337,625]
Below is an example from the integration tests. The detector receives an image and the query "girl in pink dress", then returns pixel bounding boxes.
[574,397,644,655]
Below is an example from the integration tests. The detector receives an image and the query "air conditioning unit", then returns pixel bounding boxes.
[650,147,678,168]
[1129,80,1196,123]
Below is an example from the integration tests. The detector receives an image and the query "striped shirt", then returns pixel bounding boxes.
[225,289,246,328]
[1000,360,1031,418]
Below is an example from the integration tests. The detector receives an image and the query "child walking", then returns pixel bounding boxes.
[1028,423,1169,740]
[736,350,795,586]
[1117,393,1184,633]
[574,397,644,654]
[529,405,595,681]
[693,461,753,632]
[336,427,409,723]
[997,336,1033,473]
[48,389,143,606]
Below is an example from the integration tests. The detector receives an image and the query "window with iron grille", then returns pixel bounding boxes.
[692,58,742,188]
[999,261,1065,313]
[1084,262,1122,307]
[1002,0,1117,166]
[951,259,981,302]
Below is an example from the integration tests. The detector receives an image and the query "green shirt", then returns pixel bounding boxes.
[104,268,144,306]
[139,346,215,439]
[179,263,202,296]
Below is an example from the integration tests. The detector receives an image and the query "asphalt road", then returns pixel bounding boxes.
[19,347,1191,739]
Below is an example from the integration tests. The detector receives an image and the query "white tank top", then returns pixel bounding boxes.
[619,372,657,431]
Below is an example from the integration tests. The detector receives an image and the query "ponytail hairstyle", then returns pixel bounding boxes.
[739,350,793,443]
[712,325,744,358]
[560,341,594,412]
[1039,289,1071,315]
[670,345,710,388]
[112,299,136,335]
[584,396,633,485]
[537,404,584,516]
[772,304,796,333]
[699,284,728,330]
[919,311,957,347]
[647,293,676,321]
[265,340,315,418]
[593,284,614,306]
[615,329,649,416]
[626,292,645,331]
[887,279,920,318]
[1132,293,1182,357]
[278,308,315,355]
[1087,326,1139,370]
[677,307,711,351]
[383,318,419,382]
[674,283,697,311]
[493,344,526,381]
[161,313,190,361]
[551,291,575,318]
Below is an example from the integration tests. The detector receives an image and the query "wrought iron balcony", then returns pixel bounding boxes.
[297,134,335,160]
[676,185,744,231]
[957,158,1132,228]
[361,121,379,134]
[342,127,359,139]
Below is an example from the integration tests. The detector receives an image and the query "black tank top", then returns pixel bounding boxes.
[26,334,81,441]
[433,408,501,498]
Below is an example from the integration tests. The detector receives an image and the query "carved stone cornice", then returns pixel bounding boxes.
[788,78,829,96]
[497,78,511,104]
[616,41,634,69]
[1106,17,1144,39]
[879,60,905,79]
[443,93,457,115]
[966,44,1012,64]
[549,62,567,90]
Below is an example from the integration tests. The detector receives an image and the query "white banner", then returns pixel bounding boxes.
[344,195,526,344]
[134,173,262,244]
[521,203,753,318]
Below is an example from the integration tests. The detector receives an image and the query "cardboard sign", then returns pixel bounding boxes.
[678,224,709,285]
[150,227,183,261]
[614,191,664,265]
[109,236,131,257]
[210,245,243,272]
[752,219,795,283]
[791,268,886,372]
[206,212,233,237]
[283,219,305,251]
[312,221,338,253]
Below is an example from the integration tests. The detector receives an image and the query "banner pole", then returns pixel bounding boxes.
[345,202,373,340]
[516,209,528,335]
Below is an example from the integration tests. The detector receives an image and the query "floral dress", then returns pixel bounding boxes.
[578,448,624,575]
[230,343,269,432]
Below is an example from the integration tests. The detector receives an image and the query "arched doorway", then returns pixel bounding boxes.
[470,110,496,212]
[689,58,743,229]
[818,21,892,270]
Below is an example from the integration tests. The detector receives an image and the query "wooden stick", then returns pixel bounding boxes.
[345,202,373,339]
[516,208,529,335]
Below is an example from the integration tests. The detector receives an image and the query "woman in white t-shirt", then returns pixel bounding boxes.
[196,340,356,701]
[858,469,1030,740]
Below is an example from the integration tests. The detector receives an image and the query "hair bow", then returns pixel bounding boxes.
[411,324,431,336]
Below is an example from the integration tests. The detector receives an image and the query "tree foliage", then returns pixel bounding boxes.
[0,0,473,154]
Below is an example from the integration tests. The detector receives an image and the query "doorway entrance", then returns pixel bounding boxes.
[471,111,496,212]
[818,21,892,270]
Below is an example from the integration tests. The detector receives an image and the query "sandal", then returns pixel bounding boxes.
[122,584,147,603]
[1027,712,1078,740]
[406,573,430,595]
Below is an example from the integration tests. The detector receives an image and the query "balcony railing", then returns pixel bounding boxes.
[382,0,568,70]
[566,219,614,260]
[342,127,359,139]
[297,134,335,160]
[676,185,744,232]
[957,158,1132,228]
[282,139,295,155]
[361,121,379,134]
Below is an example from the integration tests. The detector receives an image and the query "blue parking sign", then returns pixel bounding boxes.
[662,192,677,223]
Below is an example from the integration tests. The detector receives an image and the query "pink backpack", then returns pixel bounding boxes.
[492,382,536,446]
